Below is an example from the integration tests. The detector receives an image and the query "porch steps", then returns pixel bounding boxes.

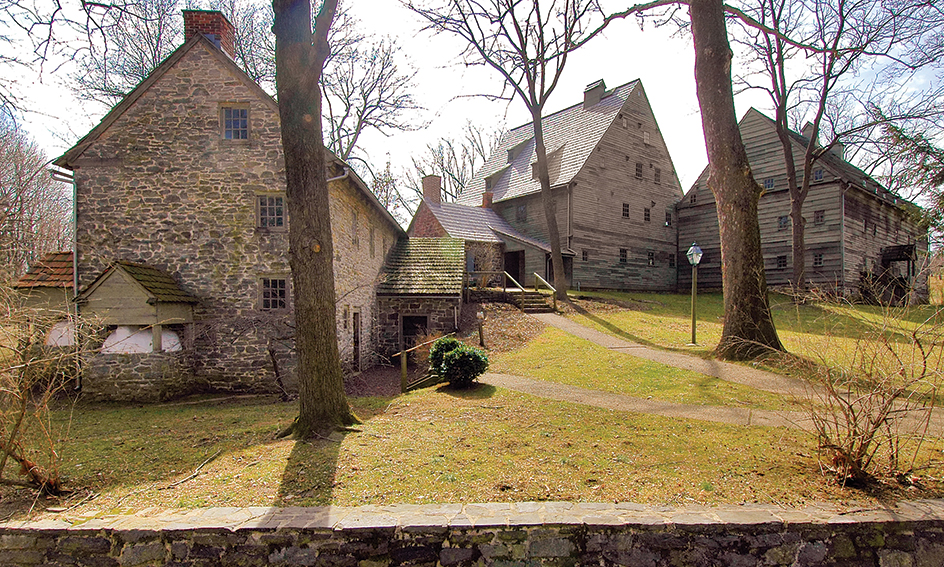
[518,291,554,313]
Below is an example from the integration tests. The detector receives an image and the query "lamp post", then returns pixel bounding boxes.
[686,243,703,345]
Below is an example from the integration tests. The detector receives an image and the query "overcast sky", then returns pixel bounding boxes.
[15,1,775,194]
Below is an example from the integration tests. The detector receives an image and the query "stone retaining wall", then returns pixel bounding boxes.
[81,351,198,402]
[2,501,944,566]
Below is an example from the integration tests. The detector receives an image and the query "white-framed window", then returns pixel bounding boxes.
[764,177,775,190]
[813,169,825,182]
[778,215,789,231]
[257,195,285,229]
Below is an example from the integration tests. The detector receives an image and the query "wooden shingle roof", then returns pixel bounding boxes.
[77,261,199,304]
[15,252,74,289]
[377,238,464,296]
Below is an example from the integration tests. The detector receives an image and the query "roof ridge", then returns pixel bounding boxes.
[506,79,640,136]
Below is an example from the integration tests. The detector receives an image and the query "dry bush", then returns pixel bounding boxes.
[0,285,88,494]
[800,291,944,485]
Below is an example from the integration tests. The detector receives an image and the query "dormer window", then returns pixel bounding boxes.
[813,169,825,182]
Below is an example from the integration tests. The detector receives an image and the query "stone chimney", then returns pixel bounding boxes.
[422,175,442,204]
[583,79,606,109]
[183,10,235,58]
[482,191,494,209]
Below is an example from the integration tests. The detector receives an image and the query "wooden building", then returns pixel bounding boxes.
[456,79,685,291]
[677,108,928,302]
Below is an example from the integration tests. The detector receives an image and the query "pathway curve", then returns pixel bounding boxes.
[481,372,808,429]
[531,312,811,398]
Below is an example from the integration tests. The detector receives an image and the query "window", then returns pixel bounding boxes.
[665,211,672,227]
[619,249,627,264]
[763,177,775,190]
[690,191,697,204]
[582,250,589,262]
[654,168,661,185]
[776,256,787,269]
[644,208,651,222]
[258,195,284,228]
[647,251,655,266]
[813,169,824,182]
[778,215,789,231]
[222,106,248,140]
[813,253,823,268]
[669,254,676,268]
[516,204,527,222]
[814,210,825,225]
[635,162,643,179]
[261,278,287,311]
[644,131,651,145]
[622,203,630,218]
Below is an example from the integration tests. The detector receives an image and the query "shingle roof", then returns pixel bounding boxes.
[115,261,199,303]
[459,80,640,206]
[377,238,464,296]
[424,202,515,243]
[14,251,74,289]
[749,108,909,207]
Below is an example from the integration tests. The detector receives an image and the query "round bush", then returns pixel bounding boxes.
[440,345,489,389]
[429,336,463,374]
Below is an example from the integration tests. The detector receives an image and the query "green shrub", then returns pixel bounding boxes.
[429,336,463,374]
[441,345,489,389]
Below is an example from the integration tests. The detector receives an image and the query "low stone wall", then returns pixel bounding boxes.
[81,351,200,402]
[2,501,944,566]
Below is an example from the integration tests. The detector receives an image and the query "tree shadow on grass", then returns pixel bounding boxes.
[568,301,661,348]
[275,396,394,507]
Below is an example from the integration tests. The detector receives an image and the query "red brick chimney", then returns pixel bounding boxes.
[422,175,442,204]
[183,10,235,59]
[482,191,494,209]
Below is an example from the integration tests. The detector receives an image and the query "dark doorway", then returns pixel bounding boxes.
[352,311,361,371]
[401,315,429,348]
[504,250,525,284]
[546,255,573,288]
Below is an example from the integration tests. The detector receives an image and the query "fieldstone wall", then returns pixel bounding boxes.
[68,40,400,397]
[376,296,464,357]
[466,241,503,286]
[2,501,944,566]
[81,351,199,402]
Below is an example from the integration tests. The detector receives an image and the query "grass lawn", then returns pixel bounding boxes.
[4,389,937,524]
[490,327,790,410]
[564,291,944,377]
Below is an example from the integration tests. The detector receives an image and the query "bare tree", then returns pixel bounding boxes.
[409,0,606,302]
[404,120,503,203]
[273,0,356,437]
[733,0,944,290]
[690,0,785,359]
[0,121,72,282]
[370,158,414,224]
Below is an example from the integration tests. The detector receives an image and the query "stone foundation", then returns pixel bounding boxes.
[81,351,199,402]
[2,501,944,566]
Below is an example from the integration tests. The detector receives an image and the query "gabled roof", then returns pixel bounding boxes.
[78,261,199,304]
[377,238,464,296]
[53,33,405,236]
[420,201,517,243]
[459,80,640,206]
[14,252,74,289]
[744,108,908,207]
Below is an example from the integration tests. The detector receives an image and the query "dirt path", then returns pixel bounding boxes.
[481,372,808,429]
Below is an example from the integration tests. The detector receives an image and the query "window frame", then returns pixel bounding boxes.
[654,167,661,185]
[813,253,824,268]
[260,277,289,311]
[776,255,787,269]
[256,194,286,230]
[644,207,651,222]
[665,211,672,226]
[622,203,630,218]
[619,248,627,264]
[582,250,589,262]
[814,210,825,225]
[635,162,643,179]
[778,215,789,231]
[221,104,249,141]
[763,177,775,190]
[647,251,655,266]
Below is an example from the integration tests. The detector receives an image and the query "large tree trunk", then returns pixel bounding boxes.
[531,110,568,301]
[273,0,356,437]
[690,0,784,360]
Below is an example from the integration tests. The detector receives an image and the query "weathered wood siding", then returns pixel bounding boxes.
[677,108,927,302]
[495,190,569,287]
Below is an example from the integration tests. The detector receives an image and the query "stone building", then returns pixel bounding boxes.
[53,11,404,401]
[677,108,929,303]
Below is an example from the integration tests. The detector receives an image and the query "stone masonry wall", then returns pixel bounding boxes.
[71,40,400,395]
[81,351,198,402]
[376,296,463,358]
[2,501,944,566]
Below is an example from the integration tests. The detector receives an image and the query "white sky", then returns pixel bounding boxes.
[15,1,774,193]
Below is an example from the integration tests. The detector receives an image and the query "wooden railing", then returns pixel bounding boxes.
[533,272,557,311]
[392,332,455,392]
